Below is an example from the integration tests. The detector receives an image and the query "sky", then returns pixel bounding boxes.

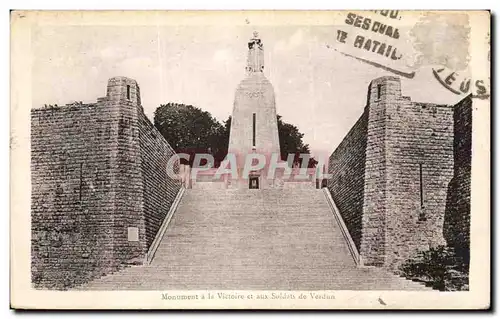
[31,23,463,157]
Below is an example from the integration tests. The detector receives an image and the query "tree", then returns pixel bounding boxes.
[154,103,227,166]
[277,115,317,168]
[154,103,315,167]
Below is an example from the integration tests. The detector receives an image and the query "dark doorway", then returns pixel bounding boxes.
[249,176,259,189]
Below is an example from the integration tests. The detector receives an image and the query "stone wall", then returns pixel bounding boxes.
[139,111,181,248]
[108,77,145,267]
[31,104,118,289]
[31,77,181,289]
[328,76,454,270]
[382,87,454,269]
[327,109,368,251]
[444,95,472,262]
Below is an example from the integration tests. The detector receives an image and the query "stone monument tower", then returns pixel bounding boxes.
[227,32,281,189]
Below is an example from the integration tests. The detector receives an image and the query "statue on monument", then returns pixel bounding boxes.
[248,31,263,50]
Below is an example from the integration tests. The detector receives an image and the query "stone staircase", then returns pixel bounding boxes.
[78,189,431,290]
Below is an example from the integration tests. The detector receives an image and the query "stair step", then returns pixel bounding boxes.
[78,189,431,291]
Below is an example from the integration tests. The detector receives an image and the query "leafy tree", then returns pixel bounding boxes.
[277,115,317,168]
[154,103,227,166]
[154,103,315,167]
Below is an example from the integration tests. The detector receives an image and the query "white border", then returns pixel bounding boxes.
[4,2,497,317]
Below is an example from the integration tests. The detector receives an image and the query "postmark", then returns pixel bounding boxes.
[410,12,490,99]
[330,10,416,78]
[331,11,490,99]
[432,67,489,99]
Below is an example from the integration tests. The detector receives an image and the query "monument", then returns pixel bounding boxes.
[189,31,318,190]
[227,32,281,189]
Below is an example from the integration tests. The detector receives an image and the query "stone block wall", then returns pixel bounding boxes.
[139,111,181,248]
[31,104,119,289]
[382,90,454,269]
[360,78,393,266]
[327,109,368,251]
[328,76,455,270]
[444,95,472,262]
[107,77,145,267]
[31,77,181,289]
